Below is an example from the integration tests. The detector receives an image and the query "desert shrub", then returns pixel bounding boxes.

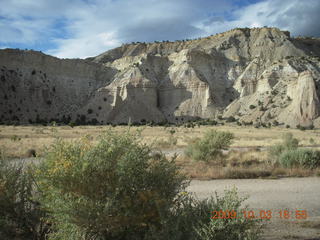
[35,131,186,240]
[68,122,76,128]
[146,189,261,240]
[278,149,320,169]
[269,133,320,169]
[0,151,48,240]
[309,138,315,145]
[185,130,234,162]
[282,133,299,149]
[268,133,299,160]
[184,122,195,128]
[194,189,261,240]
[249,105,256,109]
[26,149,37,157]
[10,134,21,142]
[197,119,218,126]
[296,124,313,131]
[226,116,236,122]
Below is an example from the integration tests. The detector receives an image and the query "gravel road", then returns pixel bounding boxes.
[188,177,320,240]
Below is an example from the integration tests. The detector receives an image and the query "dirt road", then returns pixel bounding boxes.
[188,177,320,240]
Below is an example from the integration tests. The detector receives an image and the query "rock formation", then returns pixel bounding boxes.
[1,27,320,127]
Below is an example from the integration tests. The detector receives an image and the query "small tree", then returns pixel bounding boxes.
[268,133,299,161]
[185,130,234,162]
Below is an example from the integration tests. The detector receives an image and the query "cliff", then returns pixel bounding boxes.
[1,27,320,127]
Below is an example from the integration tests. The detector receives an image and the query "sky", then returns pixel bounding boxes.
[0,0,319,59]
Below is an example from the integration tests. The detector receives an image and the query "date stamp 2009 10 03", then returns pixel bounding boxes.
[211,209,308,220]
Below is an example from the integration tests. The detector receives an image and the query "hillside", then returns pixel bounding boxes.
[1,27,320,127]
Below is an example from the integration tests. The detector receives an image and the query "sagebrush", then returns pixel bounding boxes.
[185,130,234,162]
[268,133,320,169]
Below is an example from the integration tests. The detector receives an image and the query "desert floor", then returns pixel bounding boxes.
[2,124,320,179]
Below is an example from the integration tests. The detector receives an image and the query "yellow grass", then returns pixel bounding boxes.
[176,150,320,179]
[0,124,320,179]
[1,124,320,158]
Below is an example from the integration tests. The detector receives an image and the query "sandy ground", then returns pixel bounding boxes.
[188,177,320,240]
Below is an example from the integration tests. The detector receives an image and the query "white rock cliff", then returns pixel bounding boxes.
[1,27,320,127]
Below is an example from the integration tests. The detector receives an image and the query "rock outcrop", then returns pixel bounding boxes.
[1,27,320,127]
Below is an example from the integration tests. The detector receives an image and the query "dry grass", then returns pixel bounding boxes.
[2,124,320,158]
[1,124,320,179]
[176,150,320,179]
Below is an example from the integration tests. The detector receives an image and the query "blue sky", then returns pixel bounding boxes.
[1,0,319,58]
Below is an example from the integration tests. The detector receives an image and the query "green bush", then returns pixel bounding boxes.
[146,189,261,240]
[226,116,236,122]
[194,189,261,240]
[185,130,234,162]
[35,131,186,240]
[268,133,299,160]
[269,133,320,169]
[278,149,320,169]
[0,151,48,240]
[282,133,299,149]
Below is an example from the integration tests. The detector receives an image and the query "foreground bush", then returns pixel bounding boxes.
[185,130,234,162]
[195,189,261,240]
[35,131,186,239]
[35,130,259,240]
[147,189,261,240]
[0,151,48,240]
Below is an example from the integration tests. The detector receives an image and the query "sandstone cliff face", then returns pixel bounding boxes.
[1,27,320,127]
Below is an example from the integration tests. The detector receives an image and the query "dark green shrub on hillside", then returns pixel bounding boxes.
[226,116,236,122]
[185,130,234,162]
[296,124,314,131]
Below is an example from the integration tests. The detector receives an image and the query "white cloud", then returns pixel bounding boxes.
[201,0,320,37]
[1,0,319,58]
[47,32,120,58]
